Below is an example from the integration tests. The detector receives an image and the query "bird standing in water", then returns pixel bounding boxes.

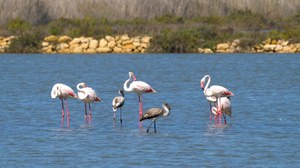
[51,83,78,128]
[123,72,157,118]
[140,103,171,133]
[112,89,125,125]
[77,82,101,124]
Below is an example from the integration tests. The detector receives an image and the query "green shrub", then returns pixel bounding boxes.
[8,33,41,53]
[7,18,31,35]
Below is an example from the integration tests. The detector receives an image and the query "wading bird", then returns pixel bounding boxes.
[112,89,125,125]
[139,102,171,133]
[51,83,78,128]
[211,97,232,124]
[123,72,156,117]
[77,82,101,124]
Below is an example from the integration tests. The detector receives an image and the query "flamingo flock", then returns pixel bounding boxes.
[51,72,234,131]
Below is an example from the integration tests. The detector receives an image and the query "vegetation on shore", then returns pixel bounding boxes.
[1,10,299,53]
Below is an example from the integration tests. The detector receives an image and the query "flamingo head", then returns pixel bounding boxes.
[211,107,218,116]
[129,72,136,81]
[80,82,87,87]
[200,80,205,90]
[162,102,171,117]
[200,75,210,90]
[51,85,59,99]
[77,82,87,91]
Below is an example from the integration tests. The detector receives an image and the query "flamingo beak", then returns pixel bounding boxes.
[130,72,137,81]
[200,81,204,90]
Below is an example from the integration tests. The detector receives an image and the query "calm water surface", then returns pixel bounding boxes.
[0,53,299,167]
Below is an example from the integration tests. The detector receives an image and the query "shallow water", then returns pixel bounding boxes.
[0,53,299,167]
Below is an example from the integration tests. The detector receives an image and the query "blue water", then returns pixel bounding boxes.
[0,53,299,167]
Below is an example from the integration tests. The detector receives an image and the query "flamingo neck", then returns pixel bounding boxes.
[120,90,125,97]
[123,79,131,92]
[162,103,171,117]
[77,83,85,92]
[123,74,135,92]
[204,75,211,93]
[51,86,58,98]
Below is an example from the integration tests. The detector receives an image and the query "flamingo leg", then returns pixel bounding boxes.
[113,112,116,121]
[146,120,155,133]
[154,121,157,133]
[120,107,123,126]
[138,94,143,118]
[84,103,88,124]
[217,98,222,125]
[61,99,65,128]
[209,103,212,123]
[214,114,218,124]
[88,103,92,124]
[65,99,70,128]
[223,113,227,124]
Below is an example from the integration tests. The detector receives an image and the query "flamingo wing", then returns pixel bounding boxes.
[86,87,101,102]
[131,81,156,94]
[140,108,163,121]
[51,83,77,99]
[221,97,232,117]
[209,85,234,97]
[78,87,101,102]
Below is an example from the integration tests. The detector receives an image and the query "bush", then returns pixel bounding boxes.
[8,32,41,53]
[7,18,31,35]
[150,29,205,53]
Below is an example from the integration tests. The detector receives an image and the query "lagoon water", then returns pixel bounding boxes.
[0,53,299,167]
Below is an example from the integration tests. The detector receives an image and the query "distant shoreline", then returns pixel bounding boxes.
[38,35,300,54]
[1,35,299,54]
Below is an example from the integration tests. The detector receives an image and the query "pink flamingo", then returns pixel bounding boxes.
[51,83,78,128]
[200,75,234,124]
[77,82,101,124]
[123,72,157,118]
[211,97,232,124]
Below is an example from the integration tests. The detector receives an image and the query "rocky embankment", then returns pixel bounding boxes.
[0,35,299,54]
[0,36,15,52]
[41,34,152,54]
[198,38,300,53]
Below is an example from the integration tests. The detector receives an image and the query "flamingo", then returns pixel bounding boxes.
[211,97,232,124]
[112,89,125,125]
[139,103,171,133]
[77,82,101,124]
[51,83,77,128]
[200,75,234,124]
[123,72,157,117]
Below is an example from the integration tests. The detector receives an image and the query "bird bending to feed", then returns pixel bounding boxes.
[51,83,78,128]
[123,72,157,117]
[139,102,171,133]
[200,75,234,124]
[211,97,232,124]
[77,82,101,124]
[112,89,125,125]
